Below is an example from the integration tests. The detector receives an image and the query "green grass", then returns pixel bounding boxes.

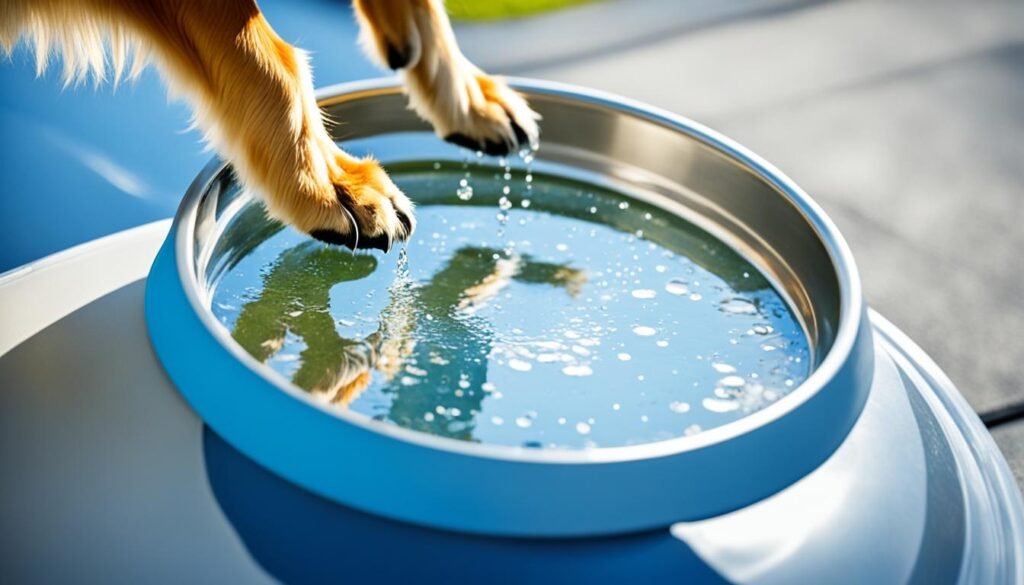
[446,0,599,21]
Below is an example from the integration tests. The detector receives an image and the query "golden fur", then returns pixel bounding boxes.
[0,0,539,250]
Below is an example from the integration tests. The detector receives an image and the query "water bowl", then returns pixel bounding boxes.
[145,79,874,537]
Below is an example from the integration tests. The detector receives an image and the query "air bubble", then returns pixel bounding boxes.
[665,279,689,295]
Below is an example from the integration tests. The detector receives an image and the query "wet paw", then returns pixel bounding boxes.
[305,156,415,252]
[438,74,540,157]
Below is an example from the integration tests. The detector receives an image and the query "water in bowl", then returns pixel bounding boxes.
[209,162,810,449]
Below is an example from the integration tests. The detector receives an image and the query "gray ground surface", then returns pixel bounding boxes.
[460,0,1024,483]
[993,419,1024,492]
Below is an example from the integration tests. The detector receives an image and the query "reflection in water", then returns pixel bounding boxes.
[212,167,811,448]
[232,242,378,403]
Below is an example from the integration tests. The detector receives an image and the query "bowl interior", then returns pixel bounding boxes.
[185,82,846,453]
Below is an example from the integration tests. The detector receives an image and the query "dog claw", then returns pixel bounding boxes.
[395,209,414,237]
[386,44,411,70]
[507,113,530,148]
[444,132,513,157]
[359,232,393,253]
[310,228,358,250]
[444,132,481,152]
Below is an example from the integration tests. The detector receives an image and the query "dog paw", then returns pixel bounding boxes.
[411,70,540,157]
[281,154,415,252]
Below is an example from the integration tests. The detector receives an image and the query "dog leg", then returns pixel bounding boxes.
[354,0,540,156]
[2,0,414,250]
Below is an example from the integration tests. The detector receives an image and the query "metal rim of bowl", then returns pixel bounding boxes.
[150,77,875,534]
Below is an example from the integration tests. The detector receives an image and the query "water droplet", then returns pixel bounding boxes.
[670,401,691,413]
[618,201,630,210]
[631,289,656,299]
[612,403,621,411]
[656,340,669,348]
[712,362,736,374]
[424,412,435,422]
[562,365,593,377]
[491,416,504,426]
[557,417,567,425]
[556,243,569,252]
[719,298,758,315]
[508,359,532,372]
[515,415,533,429]
[576,422,592,435]
[689,293,703,301]
[481,382,496,392]
[720,375,746,387]
[521,199,531,208]
[684,424,703,436]
[449,407,462,417]
[665,279,689,295]
[588,206,597,214]
[703,398,739,413]
[632,325,657,337]
[617,352,632,361]
[457,183,474,201]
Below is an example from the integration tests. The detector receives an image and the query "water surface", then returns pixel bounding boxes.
[210,163,810,449]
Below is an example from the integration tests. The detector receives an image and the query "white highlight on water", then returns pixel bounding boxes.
[703,397,740,413]
[669,401,691,413]
[665,279,689,295]
[562,365,593,377]
[719,375,746,388]
[508,359,533,372]
[632,325,657,337]
[712,362,736,374]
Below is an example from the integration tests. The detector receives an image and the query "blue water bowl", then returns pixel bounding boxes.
[145,79,1021,569]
